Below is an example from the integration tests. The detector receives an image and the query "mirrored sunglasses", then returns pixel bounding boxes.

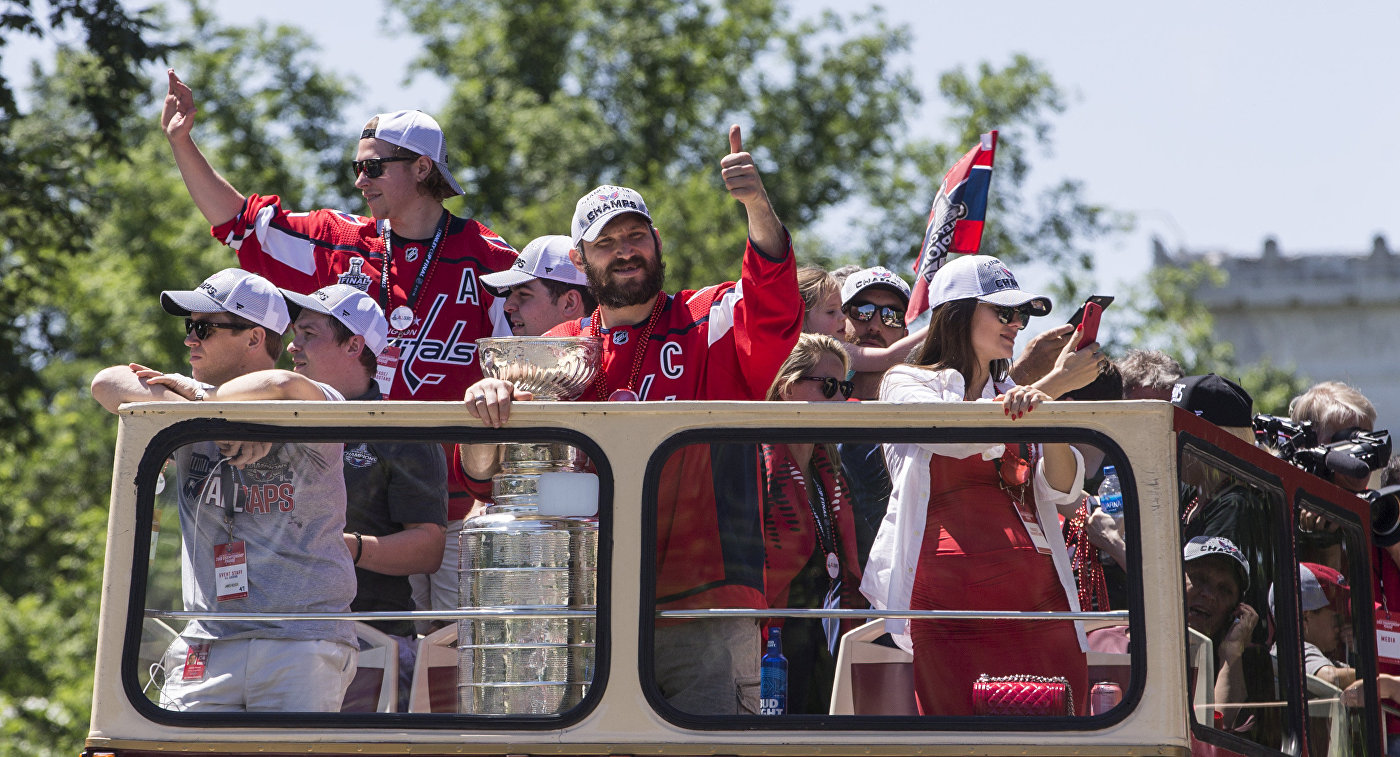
[350,156,415,179]
[185,318,250,341]
[797,376,855,400]
[844,301,905,329]
[992,304,1035,327]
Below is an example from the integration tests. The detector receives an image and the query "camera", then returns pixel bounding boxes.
[1253,414,1397,541]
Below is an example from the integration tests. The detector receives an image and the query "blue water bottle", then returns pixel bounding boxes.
[759,626,787,715]
[1098,465,1124,519]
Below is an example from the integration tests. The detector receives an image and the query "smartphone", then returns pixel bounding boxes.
[1067,295,1114,328]
[1074,301,1103,351]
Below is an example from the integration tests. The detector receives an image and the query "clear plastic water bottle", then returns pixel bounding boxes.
[1098,465,1124,519]
[759,626,787,715]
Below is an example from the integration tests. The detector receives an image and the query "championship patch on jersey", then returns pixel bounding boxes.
[338,257,373,291]
[344,443,378,469]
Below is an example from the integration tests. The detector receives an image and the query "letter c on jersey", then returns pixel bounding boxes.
[660,342,683,380]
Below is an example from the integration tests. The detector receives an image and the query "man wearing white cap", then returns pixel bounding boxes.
[90,269,358,712]
[281,284,447,705]
[481,234,596,336]
[462,126,803,715]
[162,69,516,533]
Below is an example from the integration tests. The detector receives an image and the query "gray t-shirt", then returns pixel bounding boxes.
[173,381,355,647]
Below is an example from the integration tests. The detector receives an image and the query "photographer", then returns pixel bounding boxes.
[1287,382,1380,569]
[1286,382,1399,745]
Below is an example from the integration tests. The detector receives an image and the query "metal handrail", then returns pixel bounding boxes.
[148,607,1129,622]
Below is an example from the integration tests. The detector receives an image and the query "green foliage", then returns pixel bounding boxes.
[0,6,353,750]
[393,0,919,285]
[858,54,1132,297]
[1116,253,1307,411]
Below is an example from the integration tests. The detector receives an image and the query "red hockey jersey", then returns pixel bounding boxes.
[212,194,517,401]
[546,237,803,612]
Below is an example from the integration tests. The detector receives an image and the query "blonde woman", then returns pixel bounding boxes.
[762,333,866,712]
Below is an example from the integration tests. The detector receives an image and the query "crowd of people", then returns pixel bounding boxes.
[89,72,1397,739]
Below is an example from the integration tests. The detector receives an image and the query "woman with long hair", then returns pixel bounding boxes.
[860,255,1102,716]
[762,333,868,713]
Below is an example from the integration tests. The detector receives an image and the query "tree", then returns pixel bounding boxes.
[0,7,353,751]
[391,0,920,287]
[1118,240,1308,414]
[856,54,1132,300]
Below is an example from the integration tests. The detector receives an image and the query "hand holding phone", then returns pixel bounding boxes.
[1074,301,1102,351]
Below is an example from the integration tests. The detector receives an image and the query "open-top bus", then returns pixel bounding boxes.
[83,398,1387,756]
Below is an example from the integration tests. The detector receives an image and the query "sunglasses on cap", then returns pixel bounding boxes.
[350,156,415,179]
[991,304,1036,327]
[185,318,250,341]
[797,376,855,400]
[844,301,905,329]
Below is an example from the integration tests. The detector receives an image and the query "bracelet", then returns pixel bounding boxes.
[351,531,363,564]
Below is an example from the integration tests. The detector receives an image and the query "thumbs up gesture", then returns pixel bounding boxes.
[720,125,768,207]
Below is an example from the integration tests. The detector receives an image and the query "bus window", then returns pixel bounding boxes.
[1178,443,1290,751]
[134,432,604,720]
[1294,496,1371,756]
[646,433,1135,723]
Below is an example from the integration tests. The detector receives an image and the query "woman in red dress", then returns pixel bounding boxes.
[761,333,868,713]
[860,255,1102,716]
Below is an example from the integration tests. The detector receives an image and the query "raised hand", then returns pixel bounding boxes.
[719,125,768,207]
[161,69,197,142]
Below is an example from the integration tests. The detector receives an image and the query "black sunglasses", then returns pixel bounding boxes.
[351,156,416,179]
[185,318,251,341]
[797,376,855,400]
[844,301,905,329]
[991,304,1035,327]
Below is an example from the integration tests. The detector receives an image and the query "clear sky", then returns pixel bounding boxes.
[7,0,1397,295]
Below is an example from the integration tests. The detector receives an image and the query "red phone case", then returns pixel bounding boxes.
[1075,302,1102,350]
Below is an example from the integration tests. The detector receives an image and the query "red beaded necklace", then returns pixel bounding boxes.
[589,293,666,400]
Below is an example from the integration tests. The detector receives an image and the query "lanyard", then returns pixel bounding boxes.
[379,210,449,313]
[806,471,836,558]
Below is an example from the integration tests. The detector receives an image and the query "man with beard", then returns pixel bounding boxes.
[460,125,802,715]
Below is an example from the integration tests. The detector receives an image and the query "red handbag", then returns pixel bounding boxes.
[972,674,1074,716]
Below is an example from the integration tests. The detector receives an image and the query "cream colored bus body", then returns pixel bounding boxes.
[81,399,1302,755]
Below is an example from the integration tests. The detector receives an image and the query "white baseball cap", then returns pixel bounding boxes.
[928,254,1052,316]
[840,266,912,308]
[362,110,464,197]
[481,235,587,296]
[571,185,652,248]
[280,284,390,356]
[161,268,290,334]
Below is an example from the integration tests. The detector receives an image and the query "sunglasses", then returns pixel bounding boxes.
[350,156,416,179]
[991,304,1036,327]
[185,318,251,341]
[844,301,905,329]
[797,376,855,400]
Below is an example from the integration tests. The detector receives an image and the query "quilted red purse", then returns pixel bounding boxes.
[972,674,1074,716]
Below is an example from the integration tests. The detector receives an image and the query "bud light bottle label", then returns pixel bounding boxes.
[760,626,787,715]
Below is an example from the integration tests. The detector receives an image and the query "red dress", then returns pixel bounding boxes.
[908,447,1087,716]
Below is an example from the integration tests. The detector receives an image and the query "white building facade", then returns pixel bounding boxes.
[1163,235,1400,435]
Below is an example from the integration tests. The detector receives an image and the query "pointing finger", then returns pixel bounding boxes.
[728,124,742,155]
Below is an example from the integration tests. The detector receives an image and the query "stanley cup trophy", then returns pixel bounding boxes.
[457,336,601,715]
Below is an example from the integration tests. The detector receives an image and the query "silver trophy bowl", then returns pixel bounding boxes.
[476,336,602,401]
